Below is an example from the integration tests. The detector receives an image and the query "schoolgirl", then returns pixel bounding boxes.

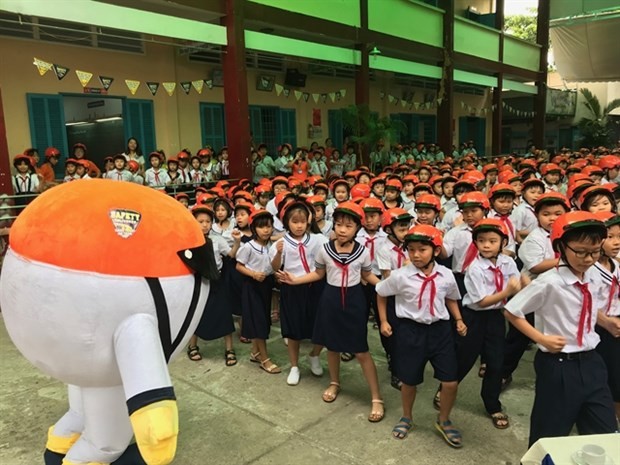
[278,202,384,423]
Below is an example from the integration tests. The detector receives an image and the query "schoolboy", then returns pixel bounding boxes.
[376,225,466,447]
[504,211,617,446]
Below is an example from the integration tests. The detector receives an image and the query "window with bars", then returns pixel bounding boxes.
[199,103,226,152]
[250,106,280,156]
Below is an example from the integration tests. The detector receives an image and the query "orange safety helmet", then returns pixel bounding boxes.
[333,201,365,224]
[534,192,571,213]
[488,183,517,200]
[233,190,254,203]
[381,208,413,229]
[582,165,605,178]
[578,184,615,209]
[197,148,212,158]
[598,155,620,171]
[550,211,606,252]
[458,191,491,210]
[350,183,371,200]
[593,211,620,228]
[233,200,255,215]
[127,160,140,173]
[498,170,521,185]
[472,218,509,240]
[412,183,433,195]
[191,203,214,218]
[306,195,326,208]
[415,194,441,212]
[249,209,273,227]
[482,163,498,175]
[404,224,443,248]
[385,178,403,191]
[359,197,385,213]
[44,147,61,159]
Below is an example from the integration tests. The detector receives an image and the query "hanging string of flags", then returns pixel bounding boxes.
[273,83,346,103]
[502,101,536,118]
[32,57,214,96]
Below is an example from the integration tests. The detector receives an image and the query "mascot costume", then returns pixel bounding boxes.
[0,179,215,465]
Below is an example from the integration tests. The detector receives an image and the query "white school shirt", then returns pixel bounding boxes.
[144,168,171,188]
[442,222,474,272]
[319,220,333,238]
[376,262,461,324]
[12,173,39,193]
[518,226,555,279]
[269,232,327,276]
[236,240,273,274]
[131,173,144,185]
[105,169,133,182]
[504,264,605,353]
[356,229,387,276]
[440,207,462,232]
[513,202,537,233]
[487,209,517,254]
[462,254,519,310]
[401,193,415,212]
[211,234,231,271]
[314,241,372,287]
[593,261,620,317]
[441,196,457,212]
[376,238,408,272]
[189,169,204,186]
[211,219,236,247]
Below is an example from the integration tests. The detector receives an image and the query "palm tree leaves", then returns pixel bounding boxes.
[578,88,619,147]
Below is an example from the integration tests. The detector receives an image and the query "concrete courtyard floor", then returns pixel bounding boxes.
[0,314,537,465]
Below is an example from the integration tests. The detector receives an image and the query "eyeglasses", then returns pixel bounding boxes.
[564,243,602,259]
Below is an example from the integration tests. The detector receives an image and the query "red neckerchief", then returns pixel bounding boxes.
[418,272,439,316]
[606,275,619,315]
[461,240,478,273]
[365,236,376,261]
[298,242,311,273]
[499,214,515,239]
[574,282,592,347]
[489,265,505,304]
[392,245,407,268]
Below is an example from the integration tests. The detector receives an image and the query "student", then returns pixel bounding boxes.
[504,211,617,446]
[376,208,413,390]
[592,211,620,420]
[189,155,205,186]
[401,175,417,211]
[376,225,466,446]
[440,177,475,232]
[541,163,564,193]
[211,198,236,247]
[383,179,403,209]
[236,210,280,373]
[438,219,522,430]
[307,195,332,238]
[63,158,81,182]
[270,199,326,385]
[127,160,144,185]
[579,184,617,214]
[75,160,91,180]
[370,177,386,199]
[266,176,289,218]
[514,178,545,243]
[105,155,133,182]
[40,147,60,185]
[254,184,271,210]
[186,204,241,365]
[166,158,184,185]
[325,179,350,221]
[277,202,384,423]
[487,183,518,257]
[144,152,170,188]
[413,194,441,227]
[12,154,40,208]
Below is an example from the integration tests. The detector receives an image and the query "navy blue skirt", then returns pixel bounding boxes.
[240,275,274,340]
[223,256,243,316]
[312,283,369,353]
[280,280,325,340]
[195,278,235,341]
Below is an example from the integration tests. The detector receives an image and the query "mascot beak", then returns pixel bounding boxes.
[177,242,220,280]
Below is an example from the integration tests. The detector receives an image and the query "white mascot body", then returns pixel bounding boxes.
[0,179,212,465]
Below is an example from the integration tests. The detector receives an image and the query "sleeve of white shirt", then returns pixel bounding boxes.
[375,270,401,297]
[444,271,461,300]
[268,238,283,262]
[31,174,40,191]
[518,234,547,271]
[361,248,372,272]
[215,236,231,257]
[235,243,251,266]
[442,227,457,257]
[314,244,326,269]
[505,259,520,280]
[504,278,545,318]
[375,242,391,271]
[464,263,488,305]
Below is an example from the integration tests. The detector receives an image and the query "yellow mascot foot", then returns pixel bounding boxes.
[130,399,178,465]
[46,426,81,455]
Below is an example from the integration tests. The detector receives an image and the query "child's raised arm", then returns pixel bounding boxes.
[277,268,325,285]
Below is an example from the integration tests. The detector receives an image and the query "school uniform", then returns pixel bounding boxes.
[504,265,616,446]
[441,196,457,212]
[131,173,145,185]
[518,226,555,279]
[440,207,462,232]
[376,262,461,386]
[189,168,204,186]
[356,229,387,319]
[319,220,333,238]
[458,254,519,414]
[593,261,620,402]
[270,233,327,340]
[401,193,415,212]
[512,202,537,235]
[144,168,171,188]
[194,235,235,341]
[312,241,372,353]
[211,219,236,248]
[236,240,274,340]
[105,169,133,182]
[12,172,39,208]
[442,222,475,297]
[487,209,517,255]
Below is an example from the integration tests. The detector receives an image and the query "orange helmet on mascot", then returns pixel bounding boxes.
[0,179,215,465]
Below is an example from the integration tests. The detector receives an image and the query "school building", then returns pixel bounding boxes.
[0,0,580,187]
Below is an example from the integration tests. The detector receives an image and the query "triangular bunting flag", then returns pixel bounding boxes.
[283,88,290,97]
[401,99,407,108]
[336,91,342,101]
[436,98,443,107]
[294,90,302,101]
[146,82,159,96]
[460,101,466,109]
[33,57,53,76]
[162,82,176,96]
[204,79,213,90]
[275,83,283,96]
[414,102,420,110]
[340,89,346,98]
[303,92,310,102]
[99,76,114,90]
[388,95,395,103]
[321,93,327,103]
[312,93,319,103]
[180,82,191,95]
[192,80,204,94]
[125,79,140,95]
[76,70,93,87]
[53,64,69,81]
[329,92,336,103]
[425,102,432,109]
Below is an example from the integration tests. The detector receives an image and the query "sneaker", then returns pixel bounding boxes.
[287,366,300,385]
[307,354,323,377]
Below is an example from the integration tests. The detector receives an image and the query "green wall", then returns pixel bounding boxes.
[368,0,443,47]
[454,18,500,61]
[248,0,361,27]
[504,36,540,71]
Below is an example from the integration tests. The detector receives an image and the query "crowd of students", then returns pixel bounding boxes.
[7,140,620,450]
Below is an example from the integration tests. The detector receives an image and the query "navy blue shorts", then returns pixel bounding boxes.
[393,318,458,386]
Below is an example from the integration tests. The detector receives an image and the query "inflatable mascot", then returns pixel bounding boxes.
[0,179,215,465]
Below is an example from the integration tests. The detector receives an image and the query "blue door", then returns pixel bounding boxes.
[123,99,156,164]
[199,103,226,151]
[27,93,69,176]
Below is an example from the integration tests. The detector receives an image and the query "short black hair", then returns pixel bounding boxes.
[562,228,606,246]
[333,210,361,227]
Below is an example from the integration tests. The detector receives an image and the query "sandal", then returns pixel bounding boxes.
[392,417,412,439]
[490,412,510,430]
[340,352,355,362]
[259,358,281,374]
[435,419,463,448]
[478,363,487,378]
[433,389,441,411]
[187,345,202,361]
[322,382,340,403]
[224,349,237,367]
[250,352,261,363]
[368,399,385,423]
[239,336,251,344]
